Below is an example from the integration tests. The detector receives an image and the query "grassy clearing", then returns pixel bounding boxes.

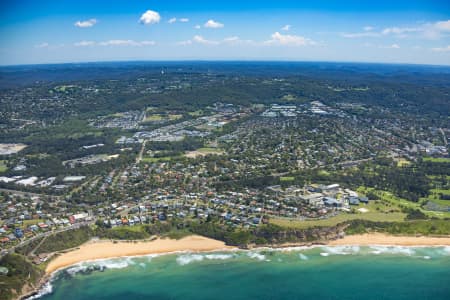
[188,110,203,116]
[271,210,405,229]
[422,188,450,206]
[422,157,450,163]
[112,225,146,233]
[358,186,450,219]
[0,160,8,172]
[141,156,173,163]
[168,114,183,120]
[144,114,164,122]
[21,219,45,226]
[197,147,222,153]
[280,176,295,182]
[396,158,411,167]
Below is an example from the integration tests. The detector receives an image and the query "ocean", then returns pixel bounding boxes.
[34,246,450,300]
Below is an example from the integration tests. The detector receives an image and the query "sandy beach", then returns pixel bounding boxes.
[45,235,233,274]
[45,233,450,274]
[329,233,450,246]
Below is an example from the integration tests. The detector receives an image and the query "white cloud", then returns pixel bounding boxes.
[431,45,450,52]
[35,42,49,48]
[177,40,193,46]
[281,25,291,31]
[434,20,450,32]
[98,40,156,46]
[74,19,97,28]
[194,25,201,29]
[265,32,316,46]
[169,17,189,24]
[74,40,95,47]
[381,27,418,35]
[186,35,250,46]
[223,36,240,42]
[193,35,219,45]
[341,32,380,38]
[379,43,400,49]
[363,26,374,31]
[204,19,224,29]
[139,10,161,25]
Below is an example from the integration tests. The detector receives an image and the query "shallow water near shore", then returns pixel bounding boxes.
[35,246,450,300]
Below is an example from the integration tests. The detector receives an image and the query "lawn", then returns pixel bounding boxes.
[21,219,45,227]
[168,114,183,120]
[422,157,450,163]
[271,209,405,229]
[280,176,295,182]
[141,156,173,163]
[197,147,222,153]
[396,158,411,167]
[112,224,146,233]
[144,114,164,122]
[422,188,450,207]
[188,110,203,116]
[0,160,7,173]
[358,186,450,219]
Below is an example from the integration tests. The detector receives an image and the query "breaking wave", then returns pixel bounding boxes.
[299,253,309,260]
[247,252,266,261]
[26,281,53,300]
[320,246,361,255]
[176,253,235,265]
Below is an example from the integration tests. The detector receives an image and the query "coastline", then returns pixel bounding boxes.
[328,233,450,246]
[45,235,234,274]
[20,233,450,300]
[44,233,450,275]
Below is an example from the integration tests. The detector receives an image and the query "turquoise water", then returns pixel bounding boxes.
[36,246,450,300]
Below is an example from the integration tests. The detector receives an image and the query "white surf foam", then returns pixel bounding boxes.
[26,281,53,299]
[320,246,361,255]
[368,246,415,256]
[247,252,266,261]
[176,254,205,265]
[299,253,309,260]
[204,253,234,260]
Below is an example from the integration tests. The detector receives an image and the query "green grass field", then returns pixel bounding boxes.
[422,188,450,207]
[144,114,164,122]
[188,110,203,116]
[271,210,405,229]
[0,160,7,172]
[358,186,450,218]
[197,147,222,153]
[422,157,450,163]
[280,176,295,182]
[141,156,173,163]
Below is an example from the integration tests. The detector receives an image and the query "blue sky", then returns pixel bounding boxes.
[0,0,449,65]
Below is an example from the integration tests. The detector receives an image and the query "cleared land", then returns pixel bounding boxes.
[271,200,406,229]
[185,147,224,158]
[0,143,27,155]
[0,160,7,172]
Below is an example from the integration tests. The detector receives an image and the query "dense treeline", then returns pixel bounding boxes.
[0,253,43,300]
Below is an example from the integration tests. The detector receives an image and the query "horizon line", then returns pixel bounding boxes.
[1,59,450,69]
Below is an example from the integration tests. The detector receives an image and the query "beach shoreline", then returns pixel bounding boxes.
[327,233,450,246]
[44,233,450,275]
[20,233,450,299]
[44,235,235,274]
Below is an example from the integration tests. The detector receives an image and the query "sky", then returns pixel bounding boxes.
[0,0,449,65]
